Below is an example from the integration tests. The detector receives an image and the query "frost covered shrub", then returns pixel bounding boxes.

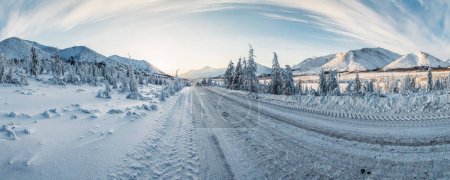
[2,122,18,140]
[126,92,143,100]
[97,81,112,99]
[108,109,124,114]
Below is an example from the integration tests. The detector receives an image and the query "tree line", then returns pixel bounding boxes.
[0,46,185,99]
[218,46,446,97]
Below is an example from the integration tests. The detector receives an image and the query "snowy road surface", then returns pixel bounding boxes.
[3,86,450,179]
[113,87,450,179]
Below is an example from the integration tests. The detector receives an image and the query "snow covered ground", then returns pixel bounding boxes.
[0,80,165,179]
[3,80,450,179]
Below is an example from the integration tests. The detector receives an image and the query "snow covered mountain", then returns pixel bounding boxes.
[108,55,164,74]
[293,47,401,73]
[0,37,56,60]
[181,63,271,79]
[383,52,450,70]
[180,66,224,79]
[60,46,107,62]
[0,37,165,74]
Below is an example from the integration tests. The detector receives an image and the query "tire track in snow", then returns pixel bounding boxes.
[108,91,200,179]
[197,87,450,179]
[191,88,235,180]
[205,88,450,147]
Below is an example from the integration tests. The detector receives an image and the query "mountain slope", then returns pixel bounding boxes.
[0,37,165,75]
[108,55,164,74]
[60,46,107,62]
[383,52,450,70]
[0,37,56,60]
[293,47,400,73]
[181,63,271,79]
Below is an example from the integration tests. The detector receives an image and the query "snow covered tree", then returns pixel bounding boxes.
[269,52,283,95]
[30,46,41,76]
[327,70,339,95]
[401,76,415,94]
[244,45,258,93]
[434,79,444,91]
[389,79,399,94]
[364,80,374,94]
[0,53,6,83]
[53,49,63,77]
[318,69,327,95]
[346,81,353,94]
[160,81,167,101]
[427,67,433,92]
[296,78,303,95]
[97,80,112,99]
[233,58,244,90]
[224,60,234,89]
[282,65,295,95]
[353,72,361,93]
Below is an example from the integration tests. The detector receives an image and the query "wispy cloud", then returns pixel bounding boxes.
[260,0,450,59]
[0,0,449,73]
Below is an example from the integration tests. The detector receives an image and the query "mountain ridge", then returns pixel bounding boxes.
[0,37,165,75]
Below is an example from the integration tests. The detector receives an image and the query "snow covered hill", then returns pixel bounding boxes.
[108,55,164,74]
[0,37,165,75]
[383,52,450,70]
[293,47,400,74]
[60,46,107,63]
[181,63,271,79]
[0,37,56,60]
[181,66,224,79]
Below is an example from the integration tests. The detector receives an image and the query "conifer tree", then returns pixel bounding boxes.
[318,69,327,95]
[282,65,295,95]
[224,60,234,89]
[245,45,258,92]
[427,67,433,92]
[270,52,283,94]
[30,46,40,76]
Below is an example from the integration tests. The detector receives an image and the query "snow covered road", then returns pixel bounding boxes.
[182,87,450,179]
[3,86,450,179]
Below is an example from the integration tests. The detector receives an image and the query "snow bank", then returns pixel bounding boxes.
[5,112,31,118]
[42,108,61,118]
[212,87,450,115]
[108,109,124,114]
[1,122,19,140]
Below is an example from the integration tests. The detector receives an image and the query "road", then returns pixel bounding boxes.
[113,87,450,179]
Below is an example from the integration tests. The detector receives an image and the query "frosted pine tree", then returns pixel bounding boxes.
[353,72,361,93]
[296,78,303,95]
[327,70,339,95]
[53,48,63,77]
[270,52,283,95]
[427,67,433,92]
[224,60,234,89]
[30,46,41,77]
[245,45,259,93]
[0,53,6,83]
[282,65,295,95]
[233,58,243,90]
[364,80,374,94]
[241,57,247,91]
[346,81,353,94]
[318,69,327,95]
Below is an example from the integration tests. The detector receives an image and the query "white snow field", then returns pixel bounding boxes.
[3,81,450,179]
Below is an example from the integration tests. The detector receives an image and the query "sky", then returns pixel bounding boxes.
[0,0,449,74]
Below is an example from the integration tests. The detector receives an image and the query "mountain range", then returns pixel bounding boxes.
[293,47,449,74]
[1,37,448,78]
[0,37,164,75]
[180,63,271,79]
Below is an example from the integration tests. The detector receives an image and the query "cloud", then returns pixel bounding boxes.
[259,0,450,59]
